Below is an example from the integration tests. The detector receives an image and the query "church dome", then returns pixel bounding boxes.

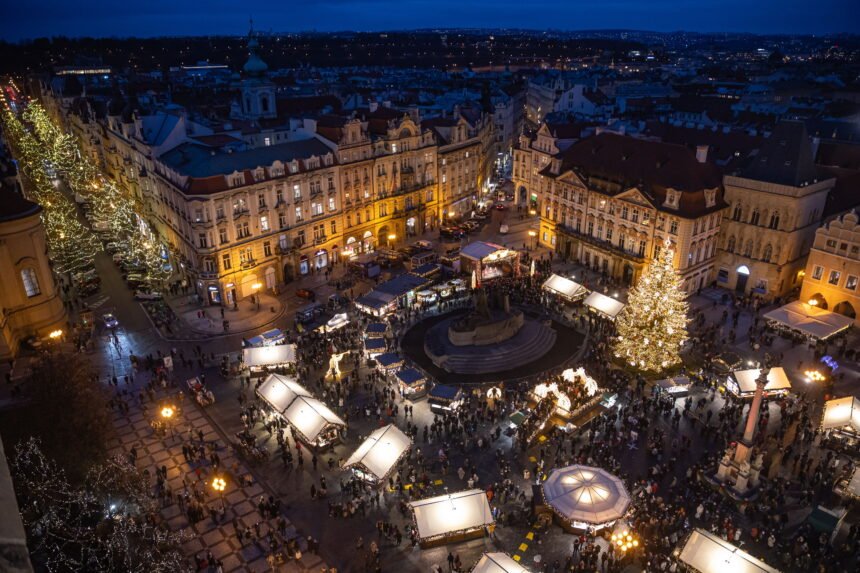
[243,53,268,75]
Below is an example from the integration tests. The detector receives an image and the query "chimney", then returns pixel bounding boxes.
[696,145,708,163]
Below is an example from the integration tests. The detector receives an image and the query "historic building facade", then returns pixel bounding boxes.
[0,190,67,359]
[531,133,727,293]
[799,209,860,324]
[715,122,835,299]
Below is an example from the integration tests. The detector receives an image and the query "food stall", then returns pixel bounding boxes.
[375,352,404,373]
[242,344,297,376]
[408,489,495,548]
[542,274,588,303]
[540,465,630,533]
[364,337,387,358]
[355,273,430,317]
[255,374,345,450]
[325,313,350,331]
[243,328,287,347]
[416,290,438,305]
[365,322,389,339]
[343,424,412,485]
[583,292,625,321]
[763,301,853,341]
[655,376,692,399]
[429,384,464,412]
[460,241,521,284]
[820,396,860,442]
[471,552,531,573]
[725,367,792,398]
[395,367,428,400]
[674,528,780,573]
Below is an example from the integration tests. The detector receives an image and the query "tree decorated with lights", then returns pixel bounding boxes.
[612,237,689,373]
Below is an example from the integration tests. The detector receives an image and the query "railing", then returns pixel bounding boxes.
[232,209,250,219]
[557,223,646,263]
[240,258,257,269]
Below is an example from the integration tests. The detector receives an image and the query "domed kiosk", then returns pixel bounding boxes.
[540,465,630,532]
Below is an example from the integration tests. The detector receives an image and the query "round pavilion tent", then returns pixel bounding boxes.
[541,465,630,530]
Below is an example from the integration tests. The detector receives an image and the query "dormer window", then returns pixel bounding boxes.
[704,189,716,208]
[254,168,265,181]
[663,189,680,210]
[289,161,299,173]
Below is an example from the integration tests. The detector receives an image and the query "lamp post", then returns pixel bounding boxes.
[160,405,176,440]
[211,476,227,511]
[528,229,537,251]
[387,233,397,248]
[610,529,640,555]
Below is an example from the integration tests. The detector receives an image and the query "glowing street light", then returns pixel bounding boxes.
[804,370,826,382]
[161,406,175,419]
[808,298,819,307]
[611,530,639,553]
[211,476,227,510]
[49,329,63,340]
[252,282,263,309]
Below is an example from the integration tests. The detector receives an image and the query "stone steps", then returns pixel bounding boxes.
[441,322,557,374]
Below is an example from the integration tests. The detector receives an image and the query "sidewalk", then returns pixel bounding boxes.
[167,293,286,337]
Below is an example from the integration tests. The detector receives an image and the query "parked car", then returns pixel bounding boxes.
[134,290,163,301]
[102,313,119,329]
[499,224,509,234]
[296,288,316,300]
[494,203,507,211]
[440,226,465,239]
[415,240,434,250]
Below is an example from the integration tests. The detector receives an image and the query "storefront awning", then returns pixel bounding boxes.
[762,301,853,340]
[344,424,412,482]
[409,489,494,541]
[676,528,781,573]
[243,344,296,368]
[583,292,625,319]
[543,274,588,302]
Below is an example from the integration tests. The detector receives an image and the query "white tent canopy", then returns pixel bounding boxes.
[243,344,296,368]
[472,552,531,573]
[543,274,588,302]
[583,292,625,319]
[728,367,792,395]
[542,465,630,525]
[763,301,853,340]
[344,424,412,482]
[677,528,781,573]
[282,396,346,444]
[256,374,312,413]
[821,396,860,435]
[409,489,494,541]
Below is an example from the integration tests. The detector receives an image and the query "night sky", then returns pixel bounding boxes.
[1,0,858,40]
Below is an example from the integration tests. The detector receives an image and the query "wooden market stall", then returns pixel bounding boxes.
[343,424,412,485]
[242,344,297,375]
[583,292,625,320]
[471,552,531,573]
[674,528,780,573]
[408,489,495,548]
[542,274,588,303]
[763,301,853,341]
[725,367,792,398]
[395,367,429,400]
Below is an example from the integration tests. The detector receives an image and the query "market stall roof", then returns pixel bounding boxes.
[366,322,389,334]
[821,396,860,434]
[471,552,531,573]
[326,313,349,330]
[414,262,441,277]
[762,301,853,340]
[430,385,462,400]
[244,328,286,347]
[460,241,506,261]
[343,424,412,481]
[395,367,425,387]
[842,467,860,498]
[583,292,625,319]
[730,367,792,394]
[364,338,387,352]
[677,529,780,573]
[543,274,588,301]
[256,374,312,413]
[375,353,404,369]
[282,396,346,444]
[541,465,630,525]
[409,489,494,540]
[243,344,296,368]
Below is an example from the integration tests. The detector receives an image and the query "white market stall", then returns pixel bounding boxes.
[343,424,412,484]
[242,344,297,374]
[763,301,853,340]
[725,367,792,398]
[675,528,780,573]
[583,292,625,320]
[255,374,345,449]
[820,396,860,440]
[326,313,350,331]
[409,489,495,548]
[471,552,531,573]
[540,465,630,532]
[542,274,588,303]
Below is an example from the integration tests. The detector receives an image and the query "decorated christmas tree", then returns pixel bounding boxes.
[613,237,688,373]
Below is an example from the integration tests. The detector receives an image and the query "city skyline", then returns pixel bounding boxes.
[1,0,859,41]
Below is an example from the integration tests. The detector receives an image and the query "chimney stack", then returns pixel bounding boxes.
[696,145,709,163]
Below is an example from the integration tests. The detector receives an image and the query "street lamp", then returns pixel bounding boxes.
[211,476,227,511]
[611,530,639,553]
[160,405,176,439]
[387,233,396,247]
[808,298,819,307]
[528,229,537,250]
[49,329,63,340]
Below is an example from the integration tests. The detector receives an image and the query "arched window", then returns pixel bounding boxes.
[750,209,760,226]
[726,236,736,253]
[732,203,742,221]
[768,212,780,229]
[21,268,41,297]
[744,240,753,257]
[260,96,269,113]
[762,244,772,263]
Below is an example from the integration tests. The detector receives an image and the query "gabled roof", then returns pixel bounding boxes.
[742,121,817,186]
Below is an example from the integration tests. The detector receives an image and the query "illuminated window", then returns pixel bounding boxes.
[21,268,40,297]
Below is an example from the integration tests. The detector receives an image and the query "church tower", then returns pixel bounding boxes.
[236,21,276,120]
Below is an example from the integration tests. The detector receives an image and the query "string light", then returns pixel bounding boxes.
[612,237,689,373]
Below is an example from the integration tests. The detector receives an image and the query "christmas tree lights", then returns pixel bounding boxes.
[612,237,689,373]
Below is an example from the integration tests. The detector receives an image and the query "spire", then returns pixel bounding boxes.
[242,19,267,76]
